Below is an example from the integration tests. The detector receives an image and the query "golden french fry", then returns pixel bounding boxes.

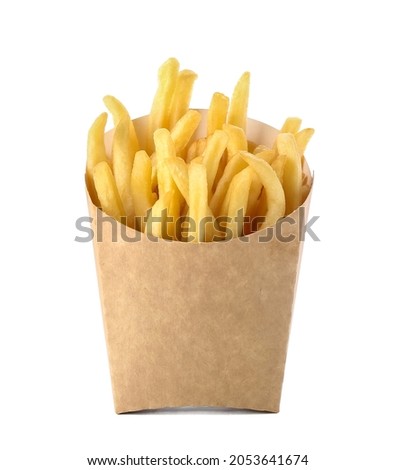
[170,109,201,157]
[103,95,129,126]
[204,207,215,242]
[186,140,197,163]
[86,112,108,206]
[131,150,156,231]
[147,58,180,153]
[207,92,229,136]
[239,151,285,229]
[188,162,212,243]
[153,128,177,197]
[228,71,250,131]
[271,154,287,184]
[145,190,174,239]
[167,189,181,239]
[93,161,125,222]
[246,170,262,219]
[186,137,207,163]
[223,123,248,161]
[150,152,158,191]
[223,167,253,239]
[195,137,207,157]
[276,133,302,214]
[218,172,233,217]
[295,128,315,155]
[248,188,267,235]
[253,144,270,154]
[103,95,140,152]
[202,130,228,195]
[255,189,267,219]
[169,69,198,128]
[212,153,227,193]
[248,140,256,153]
[255,149,276,165]
[153,128,182,236]
[166,157,189,205]
[210,153,247,216]
[280,117,302,134]
[112,116,135,224]
[147,190,179,240]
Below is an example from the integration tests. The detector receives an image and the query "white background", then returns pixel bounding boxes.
[1,1,394,469]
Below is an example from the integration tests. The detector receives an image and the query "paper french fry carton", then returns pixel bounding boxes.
[86,111,313,413]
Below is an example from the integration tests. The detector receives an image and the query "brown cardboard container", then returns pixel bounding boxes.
[87,111,313,413]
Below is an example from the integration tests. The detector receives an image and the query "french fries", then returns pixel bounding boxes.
[103,95,140,153]
[147,58,180,154]
[166,157,189,205]
[145,191,174,239]
[280,117,302,134]
[131,150,156,231]
[93,161,125,222]
[87,58,314,242]
[223,167,253,239]
[223,124,248,162]
[210,153,247,216]
[169,69,197,129]
[170,109,201,157]
[239,152,286,229]
[246,170,262,219]
[202,130,228,195]
[188,162,213,243]
[207,92,229,136]
[276,133,302,214]
[154,128,177,196]
[86,112,108,206]
[112,115,135,225]
[295,128,315,155]
[228,72,250,131]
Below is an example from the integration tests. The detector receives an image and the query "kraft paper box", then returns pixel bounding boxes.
[87,111,313,413]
